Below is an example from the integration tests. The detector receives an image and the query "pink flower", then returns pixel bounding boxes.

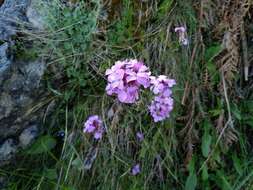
[105,59,151,104]
[83,115,104,140]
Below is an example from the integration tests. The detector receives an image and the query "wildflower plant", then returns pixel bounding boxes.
[105,59,176,122]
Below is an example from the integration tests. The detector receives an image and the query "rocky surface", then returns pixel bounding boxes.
[0,0,30,41]
[19,125,39,148]
[0,0,48,167]
[26,0,45,30]
[0,60,45,141]
[0,139,17,165]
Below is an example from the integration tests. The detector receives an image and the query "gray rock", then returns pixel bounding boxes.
[0,0,50,167]
[26,0,46,30]
[0,0,55,170]
[21,60,46,91]
[19,125,39,148]
[0,57,46,162]
[0,0,30,41]
[0,59,46,140]
[0,0,47,41]
[0,176,7,189]
[0,43,11,84]
[0,43,10,68]
[0,139,17,163]
[0,93,13,120]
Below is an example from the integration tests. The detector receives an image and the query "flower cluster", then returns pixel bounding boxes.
[175,26,188,46]
[105,59,176,122]
[105,59,151,103]
[149,75,176,122]
[83,115,104,140]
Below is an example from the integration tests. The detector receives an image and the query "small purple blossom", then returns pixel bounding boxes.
[136,132,144,142]
[150,75,176,95]
[175,26,186,33]
[83,115,104,140]
[175,26,188,46]
[149,95,174,122]
[105,59,151,104]
[131,164,141,175]
[117,85,139,104]
[181,38,189,45]
[149,75,175,122]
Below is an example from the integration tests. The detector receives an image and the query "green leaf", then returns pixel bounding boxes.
[187,156,196,173]
[201,121,212,157]
[158,0,173,17]
[202,133,212,157]
[221,176,233,190]
[232,154,243,175]
[64,187,77,190]
[206,61,217,73]
[217,171,233,190]
[201,164,209,181]
[205,44,222,62]
[209,109,222,117]
[43,168,57,180]
[185,173,197,190]
[71,157,83,171]
[244,100,253,113]
[185,157,197,190]
[231,104,242,121]
[27,135,56,154]
[245,118,253,127]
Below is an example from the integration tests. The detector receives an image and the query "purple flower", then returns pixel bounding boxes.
[117,85,139,104]
[175,26,188,46]
[150,75,176,95]
[131,164,141,175]
[175,26,186,33]
[83,115,104,140]
[136,132,144,142]
[149,75,175,122]
[105,59,151,104]
[94,128,104,140]
[181,38,189,45]
[149,95,174,122]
